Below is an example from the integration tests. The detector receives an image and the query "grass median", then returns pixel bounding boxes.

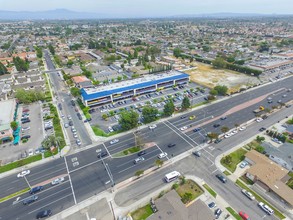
[236,179,286,219]
[131,204,153,220]
[0,187,30,203]
[226,207,242,220]
[203,183,217,198]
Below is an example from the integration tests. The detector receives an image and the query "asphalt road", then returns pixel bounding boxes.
[43,50,92,148]
[0,76,292,219]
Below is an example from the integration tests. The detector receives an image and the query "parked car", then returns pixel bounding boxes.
[51,177,65,185]
[213,124,220,128]
[214,139,222,144]
[193,128,201,132]
[149,124,157,129]
[17,170,30,178]
[21,135,31,140]
[208,202,216,209]
[239,126,246,131]
[239,211,250,220]
[21,126,30,131]
[76,139,81,146]
[214,208,222,219]
[240,161,248,168]
[259,127,266,132]
[241,189,255,200]
[36,210,52,219]
[28,149,34,156]
[220,116,227,120]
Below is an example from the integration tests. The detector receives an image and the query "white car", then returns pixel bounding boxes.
[241,189,255,200]
[224,133,231,138]
[108,127,114,132]
[51,177,65,185]
[110,139,119,145]
[21,127,30,131]
[180,126,188,131]
[239,126,246,131]
[158,152,168,159]
[231,130,238,135]
[149,124,157,129]
[28,149,34,156]
[73,133,78,138]
[17,170,30,178]
[256,118,263,123]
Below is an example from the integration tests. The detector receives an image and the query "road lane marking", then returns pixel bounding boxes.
[64,157,77,205]
[28,193,73,215]
[211,169,218,174]
[68,158,103,173]
[103,143,111,158]
[154,144,170,160]
[28,167,67,183]
[117,153,167,174]
[163,121,199,148]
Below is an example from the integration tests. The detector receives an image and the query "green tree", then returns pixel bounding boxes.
[135,170,144,178]
[0,62,8,75]
[15,89,45,104]
[48,44,55,55]
[35,47,43,59]
[255,145,265,153]
[182,192,193,204]
[223,155,232,165]
[155,159,164,168]
[212,57,226,69]
[181,96,191,110]
[173,48,182,58]
[221,126,229,134]
[70,87,81,97]
[214,85,228,96]
[13,56,29,72]
[119,110,139,131]
[258,41,270,52]
[207,132,219,141]
[142,106,159,123]
[209,89,218,96]
[133,49,138,59]
[256,136,265,143]
[67,59,74,68]
[41,135,63,151]
[10,121,18,130]
[163,100,175,117]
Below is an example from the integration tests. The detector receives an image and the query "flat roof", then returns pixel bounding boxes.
[0,99,15,127]
[81,71,189,101]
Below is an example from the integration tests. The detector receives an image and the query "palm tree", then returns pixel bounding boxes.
[234,123,239,130]
[42,135,63,153]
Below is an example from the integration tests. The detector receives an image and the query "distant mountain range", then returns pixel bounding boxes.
[0,9,290,20]
[0,9,105,20]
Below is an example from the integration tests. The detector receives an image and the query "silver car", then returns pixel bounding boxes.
[51,177,65,185]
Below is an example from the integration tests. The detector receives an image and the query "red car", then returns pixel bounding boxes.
[239,211,250,220]
[22,109,29,112]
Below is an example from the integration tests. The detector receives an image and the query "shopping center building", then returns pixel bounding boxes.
[81,70,190,107]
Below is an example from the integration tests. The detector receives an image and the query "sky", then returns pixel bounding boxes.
[1,0,293,17]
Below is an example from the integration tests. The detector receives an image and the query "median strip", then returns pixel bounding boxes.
[0,187,30,203]
[226,207,242,220]
[203,183,217,198]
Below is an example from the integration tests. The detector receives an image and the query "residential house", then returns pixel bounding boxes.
[244,150,293,208]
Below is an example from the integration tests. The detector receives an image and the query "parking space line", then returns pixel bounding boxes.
[64,157,77,205]
[211,169,218,174]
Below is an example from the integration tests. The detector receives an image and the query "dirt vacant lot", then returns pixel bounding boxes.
[185,62,261,93]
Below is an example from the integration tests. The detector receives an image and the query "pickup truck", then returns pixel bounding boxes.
[253,106,264,114]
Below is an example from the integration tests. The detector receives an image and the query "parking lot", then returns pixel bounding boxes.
[0,103,45,164]
[89,82,210,132]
